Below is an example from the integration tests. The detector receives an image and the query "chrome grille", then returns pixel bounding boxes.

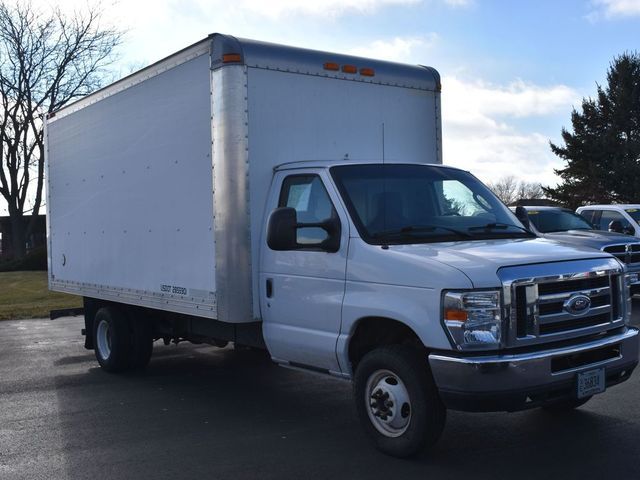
[499,258,626,348]
[602,243,640,265]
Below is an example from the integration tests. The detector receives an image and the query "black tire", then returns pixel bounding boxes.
[129,316,153,370]
[542,396,592,412]
[93,307,132,373]
[353,345,446,458]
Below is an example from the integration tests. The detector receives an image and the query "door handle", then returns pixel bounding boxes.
[266,278,273,298]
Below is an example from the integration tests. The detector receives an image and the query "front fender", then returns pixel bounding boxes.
[336,280,454,375]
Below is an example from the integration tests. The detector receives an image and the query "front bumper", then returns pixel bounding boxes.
[428,327,639,412]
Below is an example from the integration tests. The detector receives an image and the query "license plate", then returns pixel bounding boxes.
[577,368,605,399]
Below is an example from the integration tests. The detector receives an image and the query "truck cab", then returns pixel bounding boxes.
[260,161,639,455]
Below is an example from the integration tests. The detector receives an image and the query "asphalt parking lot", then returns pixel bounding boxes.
[2,303,640,480]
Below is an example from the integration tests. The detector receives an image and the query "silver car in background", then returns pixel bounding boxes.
[515,206,640,294]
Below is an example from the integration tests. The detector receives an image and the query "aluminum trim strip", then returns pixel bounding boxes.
[211,65,254,323]
[538,304,612,324]
[537,286,610,303]
[50,280,217,319]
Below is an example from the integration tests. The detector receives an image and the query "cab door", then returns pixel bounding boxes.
[260,169,349,372]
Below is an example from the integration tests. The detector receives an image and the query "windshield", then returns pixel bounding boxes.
[625,208,640,222]
[330,164,531,244]
[527,209,594,233]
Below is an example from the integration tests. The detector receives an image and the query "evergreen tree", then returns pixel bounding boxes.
[545,52,640,208]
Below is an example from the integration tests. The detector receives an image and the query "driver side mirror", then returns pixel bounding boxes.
[514,206,531,230]
[267,207,341,252]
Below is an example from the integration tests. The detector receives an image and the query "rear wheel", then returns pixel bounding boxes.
[93,307,132,373]
[354,345,446,458]
[93,306,153,372]
[130,317,153,370]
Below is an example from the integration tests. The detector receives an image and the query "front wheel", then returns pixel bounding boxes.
[354,345,446,458]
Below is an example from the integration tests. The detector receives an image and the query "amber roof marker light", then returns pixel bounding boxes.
[323,62,340,71]
[359,67,375,77]
[222,53,242,63]
[341,64,357,74]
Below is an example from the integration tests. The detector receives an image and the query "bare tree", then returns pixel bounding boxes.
[487,175,545,205]
[516,181,545,201]
[487,175,519,205]
[0,1,121,258]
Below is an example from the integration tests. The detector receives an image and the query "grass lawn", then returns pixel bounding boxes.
[0,271,82,320]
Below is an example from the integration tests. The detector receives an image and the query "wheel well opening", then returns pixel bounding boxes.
[348,317,424,369]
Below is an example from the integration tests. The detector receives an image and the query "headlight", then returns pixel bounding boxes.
[443,290,502,350]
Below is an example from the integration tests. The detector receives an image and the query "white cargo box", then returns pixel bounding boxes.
[46,34,442,323]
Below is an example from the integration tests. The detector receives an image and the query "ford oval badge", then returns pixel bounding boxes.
[563,294,591,316]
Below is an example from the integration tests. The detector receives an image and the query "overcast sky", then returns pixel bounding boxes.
[7,0,640,215]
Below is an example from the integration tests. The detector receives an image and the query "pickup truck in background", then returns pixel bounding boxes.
[577,204,640,237]
[515,206,640,294]
[46,34,639,457]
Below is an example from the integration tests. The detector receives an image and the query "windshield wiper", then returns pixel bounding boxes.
[372,224,473,239]
[467,222,534,235]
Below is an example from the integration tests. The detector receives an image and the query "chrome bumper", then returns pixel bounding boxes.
[429,327,639,412]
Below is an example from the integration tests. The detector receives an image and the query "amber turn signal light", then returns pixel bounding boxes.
[444,309,468,322]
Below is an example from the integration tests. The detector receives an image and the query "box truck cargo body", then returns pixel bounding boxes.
[47,34,440,324]
[47,34,639,458]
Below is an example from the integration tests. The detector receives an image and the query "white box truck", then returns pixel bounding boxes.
[46,34,639,457]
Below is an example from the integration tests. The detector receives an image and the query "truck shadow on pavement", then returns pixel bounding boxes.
[52,342,640,480]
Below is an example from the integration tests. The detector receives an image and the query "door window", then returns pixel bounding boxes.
[578,209,596,225]
[598,210,632,232]
[279,175,337,246]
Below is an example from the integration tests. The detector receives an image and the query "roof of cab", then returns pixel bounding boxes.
[273,160,466,172]
[577,204,640,210]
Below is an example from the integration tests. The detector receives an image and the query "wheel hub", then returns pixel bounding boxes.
[96,319,112,361]
[366,370,412,437]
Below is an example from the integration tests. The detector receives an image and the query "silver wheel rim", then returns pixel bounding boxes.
[96,319,112,361]
[365,369,412,437]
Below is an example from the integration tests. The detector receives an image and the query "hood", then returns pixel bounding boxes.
[384,237,613,288]
[543,229,639,250]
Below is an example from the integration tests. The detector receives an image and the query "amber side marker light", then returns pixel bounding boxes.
[360,67,375,77]
[222,53,242,63]
[341,64,357,74]
[323,62,340,71]
[444,309,468,322]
